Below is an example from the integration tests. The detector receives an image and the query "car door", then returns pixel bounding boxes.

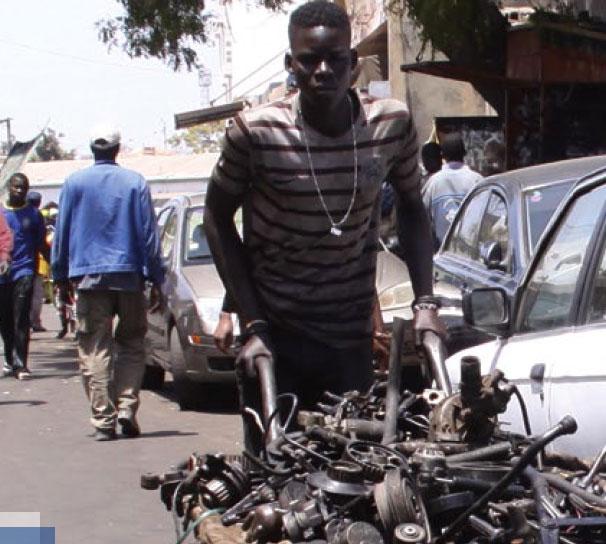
[147,206,179,366]
[435,188,514,351]
[492,182,606,457]
[435,188,515,301]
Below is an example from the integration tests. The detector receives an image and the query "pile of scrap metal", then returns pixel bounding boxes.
[142,319,606,544]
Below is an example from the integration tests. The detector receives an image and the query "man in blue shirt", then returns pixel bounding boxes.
[52,124,165,441]
[0,173,46,380]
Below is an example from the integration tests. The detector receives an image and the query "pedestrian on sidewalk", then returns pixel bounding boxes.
[0,174,46,380]
[26,190,49,333]
[422,132,483,251]
[204,0,446,455]
[51,124,165,441]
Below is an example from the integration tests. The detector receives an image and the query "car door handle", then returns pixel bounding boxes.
[530,363,546,403]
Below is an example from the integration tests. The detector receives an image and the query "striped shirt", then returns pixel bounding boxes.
[211,89,420,347]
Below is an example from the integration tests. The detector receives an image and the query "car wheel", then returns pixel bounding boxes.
[141,364,165,390]
[169,329,205,410]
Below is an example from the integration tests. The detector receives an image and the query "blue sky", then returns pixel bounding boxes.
[0,0,290,156]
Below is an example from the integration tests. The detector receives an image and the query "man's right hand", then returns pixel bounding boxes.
[0,260,9,276]
[236,333,273,379]
[213,311,234,353]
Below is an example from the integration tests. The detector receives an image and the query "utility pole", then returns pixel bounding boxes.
[197,64,212,107]
[0,118,12,153]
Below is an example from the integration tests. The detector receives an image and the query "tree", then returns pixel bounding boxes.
[98,0,287,71]
[98,1,594,75]
[32,129,75,162]
[168,120,225,153]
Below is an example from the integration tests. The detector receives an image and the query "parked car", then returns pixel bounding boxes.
[145,194,415,409]
[144,194,240,409]
[445,160,606,459]
[434,155,606,352]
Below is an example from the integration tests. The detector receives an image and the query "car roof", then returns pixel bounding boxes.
[476,155,606,198]
[161,192,205,210]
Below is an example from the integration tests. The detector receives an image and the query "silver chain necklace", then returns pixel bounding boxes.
[298,94,358,237]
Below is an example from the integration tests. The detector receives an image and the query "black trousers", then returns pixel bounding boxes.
[238,325,374,455]
[0,275,34,371]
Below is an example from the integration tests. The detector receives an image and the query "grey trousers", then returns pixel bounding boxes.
[76,289,148,431]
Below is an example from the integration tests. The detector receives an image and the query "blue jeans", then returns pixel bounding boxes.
[0,274,35,372]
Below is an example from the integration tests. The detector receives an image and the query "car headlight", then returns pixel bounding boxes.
[195,298,224,335]
[378,282,413,311]
[195,297,241,336]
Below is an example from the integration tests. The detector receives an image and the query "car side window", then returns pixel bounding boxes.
[445,189,490,261]
[478,193,509,271]
[519,185,606,333]
[161,210,178,261]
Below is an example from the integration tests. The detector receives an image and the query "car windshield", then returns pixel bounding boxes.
[184,207,212,262]
[524,180,574,250]
[183,206,242,263]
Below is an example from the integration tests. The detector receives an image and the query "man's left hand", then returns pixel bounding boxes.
[149,284,165,313]
[413,308,448,345]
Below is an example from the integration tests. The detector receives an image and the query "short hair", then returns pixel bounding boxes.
[421,142,442,174]
[9,172,29,187]
[440,132,466,162]
[26,191,42,207]
[289,1,351,40]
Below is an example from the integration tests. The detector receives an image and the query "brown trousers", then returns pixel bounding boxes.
[76,290,147,431]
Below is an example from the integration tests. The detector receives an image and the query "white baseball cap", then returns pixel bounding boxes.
[89,123,121,150]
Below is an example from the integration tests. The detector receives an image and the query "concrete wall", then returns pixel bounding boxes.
[388,13,493,144]
[31,177,209,206]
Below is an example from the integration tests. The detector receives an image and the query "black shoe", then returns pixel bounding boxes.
[93,428,117,441]
[31,325,47,332]
[15,368,32,380]
[56,327,68,339]
[118,414,141,438]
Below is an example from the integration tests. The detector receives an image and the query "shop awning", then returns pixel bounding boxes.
[174,101,246,129]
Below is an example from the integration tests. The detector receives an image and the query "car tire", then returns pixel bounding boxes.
[170,329,205,410]
[142,364,165,390]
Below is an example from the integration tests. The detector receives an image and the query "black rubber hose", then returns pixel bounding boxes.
[309,425,350,447]
[436,415,578,543]
[342,419,385,440]
[381,317,406,445]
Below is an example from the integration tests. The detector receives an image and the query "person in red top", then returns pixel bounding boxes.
[0,211,13,277]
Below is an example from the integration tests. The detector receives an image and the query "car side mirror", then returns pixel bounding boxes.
[462,287,510,336]
[480,241,507,271]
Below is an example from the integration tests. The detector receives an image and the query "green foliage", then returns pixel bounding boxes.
[32,129,75,162]
[168,121,225,153]
[99,0,289,71]
[388,0,508,68]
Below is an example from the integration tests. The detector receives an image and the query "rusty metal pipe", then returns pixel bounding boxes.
[254,355,280,444]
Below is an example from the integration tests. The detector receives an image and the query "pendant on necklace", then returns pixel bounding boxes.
[330,226,343,237]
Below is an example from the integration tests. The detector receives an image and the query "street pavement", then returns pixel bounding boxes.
[0,304,242,544]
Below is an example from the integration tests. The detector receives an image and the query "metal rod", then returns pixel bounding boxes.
[254,355,280,444]
[421,330,451,395]
[578,444,606,489]
[381,317,406,445]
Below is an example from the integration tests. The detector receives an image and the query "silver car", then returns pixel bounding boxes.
[145,193,414,410]
[145,194,240,409]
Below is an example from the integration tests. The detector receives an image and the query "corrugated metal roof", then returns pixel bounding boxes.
[21,152,220,186]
